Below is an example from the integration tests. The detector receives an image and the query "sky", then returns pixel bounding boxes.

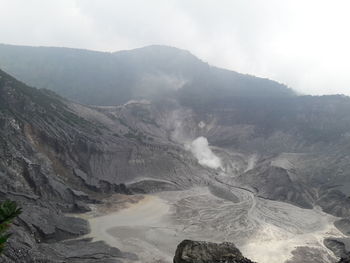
[1,0,350,96]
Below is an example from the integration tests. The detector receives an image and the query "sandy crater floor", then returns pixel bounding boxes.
[84,187,344,263]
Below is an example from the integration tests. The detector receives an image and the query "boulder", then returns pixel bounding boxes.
[173,240,255,263]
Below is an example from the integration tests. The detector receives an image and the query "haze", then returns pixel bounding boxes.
[1,0,350,96]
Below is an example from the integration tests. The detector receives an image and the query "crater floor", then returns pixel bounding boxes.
[83,187,343,263]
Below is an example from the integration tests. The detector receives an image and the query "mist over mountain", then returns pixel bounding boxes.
[0,44,294,106]
[1,44,350,262]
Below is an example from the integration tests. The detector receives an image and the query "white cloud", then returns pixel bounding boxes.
[0,0,350,95]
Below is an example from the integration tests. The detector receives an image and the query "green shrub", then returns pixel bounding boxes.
[0,200,22,255]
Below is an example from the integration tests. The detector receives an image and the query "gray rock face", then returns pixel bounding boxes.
[324,238,348,259]
[237,165,313,209]
[324,238,350,263]
[335,219,350,236]
[173,240,255,263]
[0,70,142,262]
[0,69,211,262]
[285,246,337,263]
[39,238,137,262]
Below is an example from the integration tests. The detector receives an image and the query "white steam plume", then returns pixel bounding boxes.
[187,136,222,169]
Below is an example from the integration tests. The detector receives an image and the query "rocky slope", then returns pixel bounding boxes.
[0,69,128,262]
[0,69,210,262]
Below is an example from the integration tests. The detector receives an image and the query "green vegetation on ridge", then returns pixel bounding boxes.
[0,200,22,255]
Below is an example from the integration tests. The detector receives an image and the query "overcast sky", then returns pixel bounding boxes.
[1,0,350,96]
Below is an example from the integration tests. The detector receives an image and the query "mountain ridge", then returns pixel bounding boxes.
[0,43,294,106]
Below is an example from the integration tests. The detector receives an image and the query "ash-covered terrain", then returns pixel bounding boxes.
[1,45,350,262]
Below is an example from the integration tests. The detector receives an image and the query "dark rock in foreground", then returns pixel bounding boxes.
[173,240,255,263]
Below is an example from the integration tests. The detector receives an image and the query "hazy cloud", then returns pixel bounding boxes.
[1,0,350,95]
